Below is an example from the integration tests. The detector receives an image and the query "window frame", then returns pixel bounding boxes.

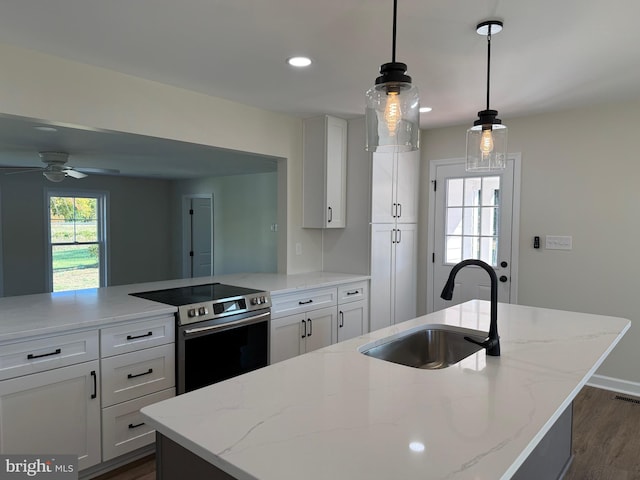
[45,189,109,292]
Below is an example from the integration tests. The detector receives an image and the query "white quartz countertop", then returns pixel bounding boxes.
[0,272,368,342]
[141,301,630,480]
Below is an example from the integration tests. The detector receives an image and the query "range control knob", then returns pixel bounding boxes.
[187,308,197,318]
[250,297,259,305]
[198,307,208,316]
[260,296,266,304]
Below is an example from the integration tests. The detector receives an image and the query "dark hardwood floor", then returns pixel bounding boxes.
[94,386,640,480]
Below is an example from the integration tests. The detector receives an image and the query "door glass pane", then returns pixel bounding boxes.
[481,207,498,236]
[447,178,464,207]
[446,208,463,235]
[480,237,497,265]
[463,207,479,236]
[463,236,479,259]
[464,178,482,206]
[445,236,462,264]
[482,177,501,206]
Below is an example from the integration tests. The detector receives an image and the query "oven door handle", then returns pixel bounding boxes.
[183,311,270,335]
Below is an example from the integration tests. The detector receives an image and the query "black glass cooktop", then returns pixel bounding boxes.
[130,283,264,306]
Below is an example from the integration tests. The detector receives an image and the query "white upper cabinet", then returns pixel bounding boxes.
[303,115,348,228]
[371,150,420,224]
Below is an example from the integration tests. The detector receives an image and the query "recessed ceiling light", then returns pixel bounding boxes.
[419,107,433,113]
[287,56,312,67]
[33,126,58,132]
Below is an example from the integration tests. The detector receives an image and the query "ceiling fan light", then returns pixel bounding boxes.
[43,170,66,182]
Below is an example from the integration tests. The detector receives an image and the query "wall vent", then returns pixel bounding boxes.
[614,395,640,405]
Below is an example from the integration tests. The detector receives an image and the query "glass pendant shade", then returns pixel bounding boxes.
[365,76,419,152]
[466,111,507,171]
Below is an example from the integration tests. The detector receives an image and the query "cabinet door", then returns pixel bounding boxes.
[338,300,367,342]
[325,116,347,228]
[270,315,305,364]
[304,306,337,353]
[371,152,395,223]
[395,150,420,224]
[370,224,395,332]
[0,360,101,471]
[393,224,418,324]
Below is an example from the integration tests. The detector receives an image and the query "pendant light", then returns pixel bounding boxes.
[466,20,507,172]
[365,0,419,153]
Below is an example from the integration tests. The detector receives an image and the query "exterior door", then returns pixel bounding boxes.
[429,157,519,313]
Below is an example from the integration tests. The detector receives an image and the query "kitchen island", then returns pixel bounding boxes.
[141,300,630,480]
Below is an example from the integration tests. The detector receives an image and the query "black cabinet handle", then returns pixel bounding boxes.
[391,229,396,244]
[126,331,153,341]
[339,311,344,328]
[328,207,333,223]
[128,422,146,429]
[308,318,313,336]
[346,290,359,296]
[298,299,313,305]
[392,203,397,218]
[396,229,402,244]
[127,368,153,379]
[301,319,306,339]
[27,348,61,360]
[90,370,97,399]
[397,203,402,218]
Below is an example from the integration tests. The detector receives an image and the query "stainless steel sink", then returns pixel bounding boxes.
[361,328,485,369]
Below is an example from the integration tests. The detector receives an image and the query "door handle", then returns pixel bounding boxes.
[392,203,397,218]
[500,261,508,268]
[301,319,306,338]
[391,229,396,244]
[339,311,344,328]
[328,207,333,223]
[90,370,97,399]
[308,318,313,336]
[499,275,509,283]
[396,229,402,244]
[397,203,402,218]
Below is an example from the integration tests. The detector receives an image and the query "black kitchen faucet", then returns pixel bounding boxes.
[440,259,501,356]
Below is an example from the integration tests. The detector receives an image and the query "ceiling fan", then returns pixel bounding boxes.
[2,152,120,182]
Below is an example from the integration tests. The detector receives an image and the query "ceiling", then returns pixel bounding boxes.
[0,0,639,178]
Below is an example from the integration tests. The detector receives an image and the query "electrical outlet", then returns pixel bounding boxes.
[545,235,572,250]
[295,243,302,255]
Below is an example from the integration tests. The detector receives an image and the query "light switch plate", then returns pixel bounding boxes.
[545,235,572,250]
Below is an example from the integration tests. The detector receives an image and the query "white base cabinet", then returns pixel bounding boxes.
[0,360,101,470]
[370,223,417,332]
[271,306,337,363]
[337,300,367,342]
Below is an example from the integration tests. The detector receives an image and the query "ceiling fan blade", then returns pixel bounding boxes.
[2,167,42,176]
[65,169,88,179]
[74,167,120,175]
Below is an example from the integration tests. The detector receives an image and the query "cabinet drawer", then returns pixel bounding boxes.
[0,330,98,381]
[102,388,174,461]
[101,343,175,407]
[338,281,368,304]
[271,287,337,319]
[101,315,175,357]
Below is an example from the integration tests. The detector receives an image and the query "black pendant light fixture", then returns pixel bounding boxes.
[466,20,507,171]
[365,0,419,153]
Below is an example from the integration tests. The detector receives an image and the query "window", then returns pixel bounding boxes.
[444,176,500,266]
[47,192,107,292]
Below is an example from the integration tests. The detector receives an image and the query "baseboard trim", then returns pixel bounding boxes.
[79,445,155,479]
[587,374,640,398]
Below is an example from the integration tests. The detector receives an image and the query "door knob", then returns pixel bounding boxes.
[500,261,508,268]
[499,275,508,283]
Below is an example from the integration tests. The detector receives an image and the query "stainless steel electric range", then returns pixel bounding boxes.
[131,283,271,394]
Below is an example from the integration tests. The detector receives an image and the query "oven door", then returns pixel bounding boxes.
[177,308,270,394]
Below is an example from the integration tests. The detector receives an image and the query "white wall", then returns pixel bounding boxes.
[420,99,640,385]
[0,42,322,274]
[171,172,278,276]
[0,173,173,296]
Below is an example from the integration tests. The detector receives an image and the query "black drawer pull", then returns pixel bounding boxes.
[128,422,146,429]
[127,368,153,379]
[91,370,97,399]
[126,331,153,340]
[346,290,359,296]
[298,299,313,305]
[27,348,61,360]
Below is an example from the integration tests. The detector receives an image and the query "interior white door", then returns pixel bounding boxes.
[431,158,517,312]
[190,197,213,278]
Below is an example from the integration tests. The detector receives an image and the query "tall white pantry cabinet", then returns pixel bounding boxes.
[369,150,420,332]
